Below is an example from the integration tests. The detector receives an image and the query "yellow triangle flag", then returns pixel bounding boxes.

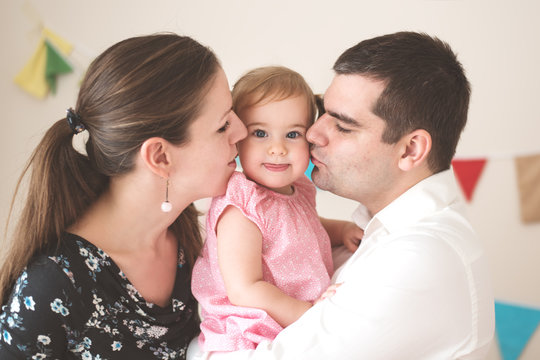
[14,28,73,99]
[14,38,48,99]
[43,27,73,56]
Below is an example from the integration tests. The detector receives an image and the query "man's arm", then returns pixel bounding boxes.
[201,236,482,360]
[319,217,363,253]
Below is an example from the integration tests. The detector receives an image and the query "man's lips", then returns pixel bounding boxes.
[263,163,289,172]
[310,154,323,167]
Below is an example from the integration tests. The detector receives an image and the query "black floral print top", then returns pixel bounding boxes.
[0,233,199,359]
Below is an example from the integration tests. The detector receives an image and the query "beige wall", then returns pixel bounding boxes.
[2,1,540,358]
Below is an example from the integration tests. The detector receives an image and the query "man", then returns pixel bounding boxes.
[189,31,495,359]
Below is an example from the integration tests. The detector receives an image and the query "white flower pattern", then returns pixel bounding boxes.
[37,335,50,345]
[0,235,198,359]
[24,296,36,311]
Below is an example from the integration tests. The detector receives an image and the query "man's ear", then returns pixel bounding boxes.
[139,137,171,178]
[397,129,432,171]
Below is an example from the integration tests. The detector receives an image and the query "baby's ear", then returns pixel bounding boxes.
[139,137,172,178]
[397,129,432,171]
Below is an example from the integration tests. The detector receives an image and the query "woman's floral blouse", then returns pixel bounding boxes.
[0,233,199,359]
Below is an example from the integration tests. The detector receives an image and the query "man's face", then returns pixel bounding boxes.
[306,74,402,215]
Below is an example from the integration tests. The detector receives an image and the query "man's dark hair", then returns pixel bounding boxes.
[334,31,470,172]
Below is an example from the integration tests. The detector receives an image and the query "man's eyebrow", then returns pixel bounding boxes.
[326,110,360,127]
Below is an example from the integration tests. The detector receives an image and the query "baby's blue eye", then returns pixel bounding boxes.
[254,129,267,137]
[286,131,300,139]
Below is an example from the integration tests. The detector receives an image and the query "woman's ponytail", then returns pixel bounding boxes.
[0,118,107,303]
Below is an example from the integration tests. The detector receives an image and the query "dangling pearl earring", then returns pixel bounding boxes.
[161,178,172,212]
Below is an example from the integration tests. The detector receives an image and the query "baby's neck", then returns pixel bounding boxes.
[267,183,294,195]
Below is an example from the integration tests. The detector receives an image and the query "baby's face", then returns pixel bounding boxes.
[237,96,311,195]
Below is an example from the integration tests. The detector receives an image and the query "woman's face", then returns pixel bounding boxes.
[171,68,247,201]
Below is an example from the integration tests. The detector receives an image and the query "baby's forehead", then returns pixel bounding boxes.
[242,102,311,129]
[245,120,308,128]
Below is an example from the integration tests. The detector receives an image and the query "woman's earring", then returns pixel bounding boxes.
[161,178,172,213]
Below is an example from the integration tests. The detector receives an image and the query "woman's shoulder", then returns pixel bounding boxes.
[0,247,83,358]
[18,233,101,296]
[11,241,81,300]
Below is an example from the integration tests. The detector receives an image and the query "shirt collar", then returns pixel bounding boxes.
[352,168,461,234]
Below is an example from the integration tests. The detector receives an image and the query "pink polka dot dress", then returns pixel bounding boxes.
[192,171,333,351]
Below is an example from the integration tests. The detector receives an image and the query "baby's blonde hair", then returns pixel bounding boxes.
[232,66,320,125]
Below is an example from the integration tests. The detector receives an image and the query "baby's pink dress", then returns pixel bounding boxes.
[192,171,333,351]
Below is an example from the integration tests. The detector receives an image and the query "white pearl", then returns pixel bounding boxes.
[161,201,172,212]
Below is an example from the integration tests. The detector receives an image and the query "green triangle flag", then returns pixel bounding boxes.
[495,300,540,360]
[45,40,73,94]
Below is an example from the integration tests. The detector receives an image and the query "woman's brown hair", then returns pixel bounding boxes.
[0,33,218,303]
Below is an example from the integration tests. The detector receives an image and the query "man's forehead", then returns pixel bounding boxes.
[324,74,385,108]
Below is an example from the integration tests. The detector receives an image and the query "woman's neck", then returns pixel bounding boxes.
[68,174,189,255]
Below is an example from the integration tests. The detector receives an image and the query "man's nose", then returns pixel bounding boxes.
[307,114,328,146]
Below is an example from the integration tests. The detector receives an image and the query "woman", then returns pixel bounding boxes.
[0,33,246,359]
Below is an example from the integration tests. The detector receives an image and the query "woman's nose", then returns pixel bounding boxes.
[230,111,247,144]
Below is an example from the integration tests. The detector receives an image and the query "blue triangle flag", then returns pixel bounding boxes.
[495,300,540,360]
[305,160,315,181]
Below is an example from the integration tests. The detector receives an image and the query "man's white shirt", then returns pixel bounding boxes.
[189,169,495,360]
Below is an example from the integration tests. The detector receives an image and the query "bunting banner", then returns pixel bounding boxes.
[448,155,540,223]
[451,158,487,202]
[45,40,72,93]
[495,300,540,360]
[305,160,315,181]
[11,24,540,225]
[515,154,540,224]
[307,155,540,225]
[14,28,73,99]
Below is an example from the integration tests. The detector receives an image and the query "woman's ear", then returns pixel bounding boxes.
[139,137,171,178]
[397,129,432,171]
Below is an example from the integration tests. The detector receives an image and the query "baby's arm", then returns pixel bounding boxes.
[217,205,312,328]
[319,217,364,253]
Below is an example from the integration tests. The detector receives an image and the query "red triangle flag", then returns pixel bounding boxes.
[451,159,487,202]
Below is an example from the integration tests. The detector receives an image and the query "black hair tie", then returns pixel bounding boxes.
[66,108,85,134]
